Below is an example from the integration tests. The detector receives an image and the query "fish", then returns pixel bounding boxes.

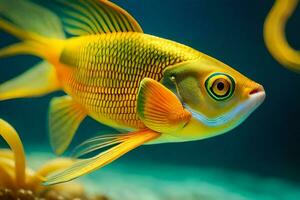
[0,0,266,184]
[264,0,300,73]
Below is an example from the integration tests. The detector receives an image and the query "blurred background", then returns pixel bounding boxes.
[0,0,299,199]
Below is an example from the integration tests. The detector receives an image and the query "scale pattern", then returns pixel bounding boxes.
[60,32,200,129]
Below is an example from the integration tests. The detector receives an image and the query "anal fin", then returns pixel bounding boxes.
[49,95,87,155]
[0,61,60,101]
[43,129,160,185]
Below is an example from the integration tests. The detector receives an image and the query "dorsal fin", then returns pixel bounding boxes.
[56,0,143,36]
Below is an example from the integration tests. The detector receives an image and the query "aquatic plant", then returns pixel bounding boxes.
[264,0,300,72]
[0,119,108,200]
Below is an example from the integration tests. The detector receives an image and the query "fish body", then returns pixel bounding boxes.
[59,33,200,130]
[0,0,265,184]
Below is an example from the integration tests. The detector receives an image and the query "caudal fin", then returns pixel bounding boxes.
[0,0,66,99]
[0,61,60,101]
[0,0,65,58]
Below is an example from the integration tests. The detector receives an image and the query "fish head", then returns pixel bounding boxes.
[162,57,265,141]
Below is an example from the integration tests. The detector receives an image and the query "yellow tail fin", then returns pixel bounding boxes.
[0,16,64,60]
[0,19,49,58]
[0,61,60,101]
[0,0,65,99]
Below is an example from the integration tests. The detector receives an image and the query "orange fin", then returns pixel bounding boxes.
[137,78,191,133]
[43,130,160,185]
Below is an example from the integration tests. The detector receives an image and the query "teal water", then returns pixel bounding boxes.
[28,152,300,200]
[0,0,300,199]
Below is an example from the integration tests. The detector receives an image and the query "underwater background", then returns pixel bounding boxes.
[0,0,299,199]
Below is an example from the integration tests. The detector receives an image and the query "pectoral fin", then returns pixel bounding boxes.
[49,95,87,155]
[137,78,191,133]
[43,129,160,185]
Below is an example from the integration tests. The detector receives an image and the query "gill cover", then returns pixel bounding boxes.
[162,60,205,110]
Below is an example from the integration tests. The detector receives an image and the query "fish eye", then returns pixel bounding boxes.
[205,73,235,101]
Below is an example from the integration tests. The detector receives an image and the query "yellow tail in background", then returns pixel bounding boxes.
[264,0,300,73]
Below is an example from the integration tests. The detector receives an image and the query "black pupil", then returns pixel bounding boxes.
[217,82,225,90]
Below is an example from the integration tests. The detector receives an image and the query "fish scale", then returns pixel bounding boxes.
[60,32,200,129]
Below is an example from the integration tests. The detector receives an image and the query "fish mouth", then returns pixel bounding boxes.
[234,85,266,126]
[248,85,266,107]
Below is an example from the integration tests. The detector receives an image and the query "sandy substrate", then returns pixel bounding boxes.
[27,152,300,200]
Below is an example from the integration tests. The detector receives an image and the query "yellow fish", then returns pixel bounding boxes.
[0,0,265,184]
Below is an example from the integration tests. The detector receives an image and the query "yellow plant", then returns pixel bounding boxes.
[264,0,300,73]
[0,118,89,199]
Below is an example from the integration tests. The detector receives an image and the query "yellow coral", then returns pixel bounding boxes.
[264,0,300,73]
[0,119,89,198]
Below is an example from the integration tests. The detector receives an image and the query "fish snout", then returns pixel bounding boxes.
[248,84,266,104]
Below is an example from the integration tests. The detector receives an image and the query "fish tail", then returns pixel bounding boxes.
[0,19,51,58]
[0,0,66,58]
[0,0,66,100]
